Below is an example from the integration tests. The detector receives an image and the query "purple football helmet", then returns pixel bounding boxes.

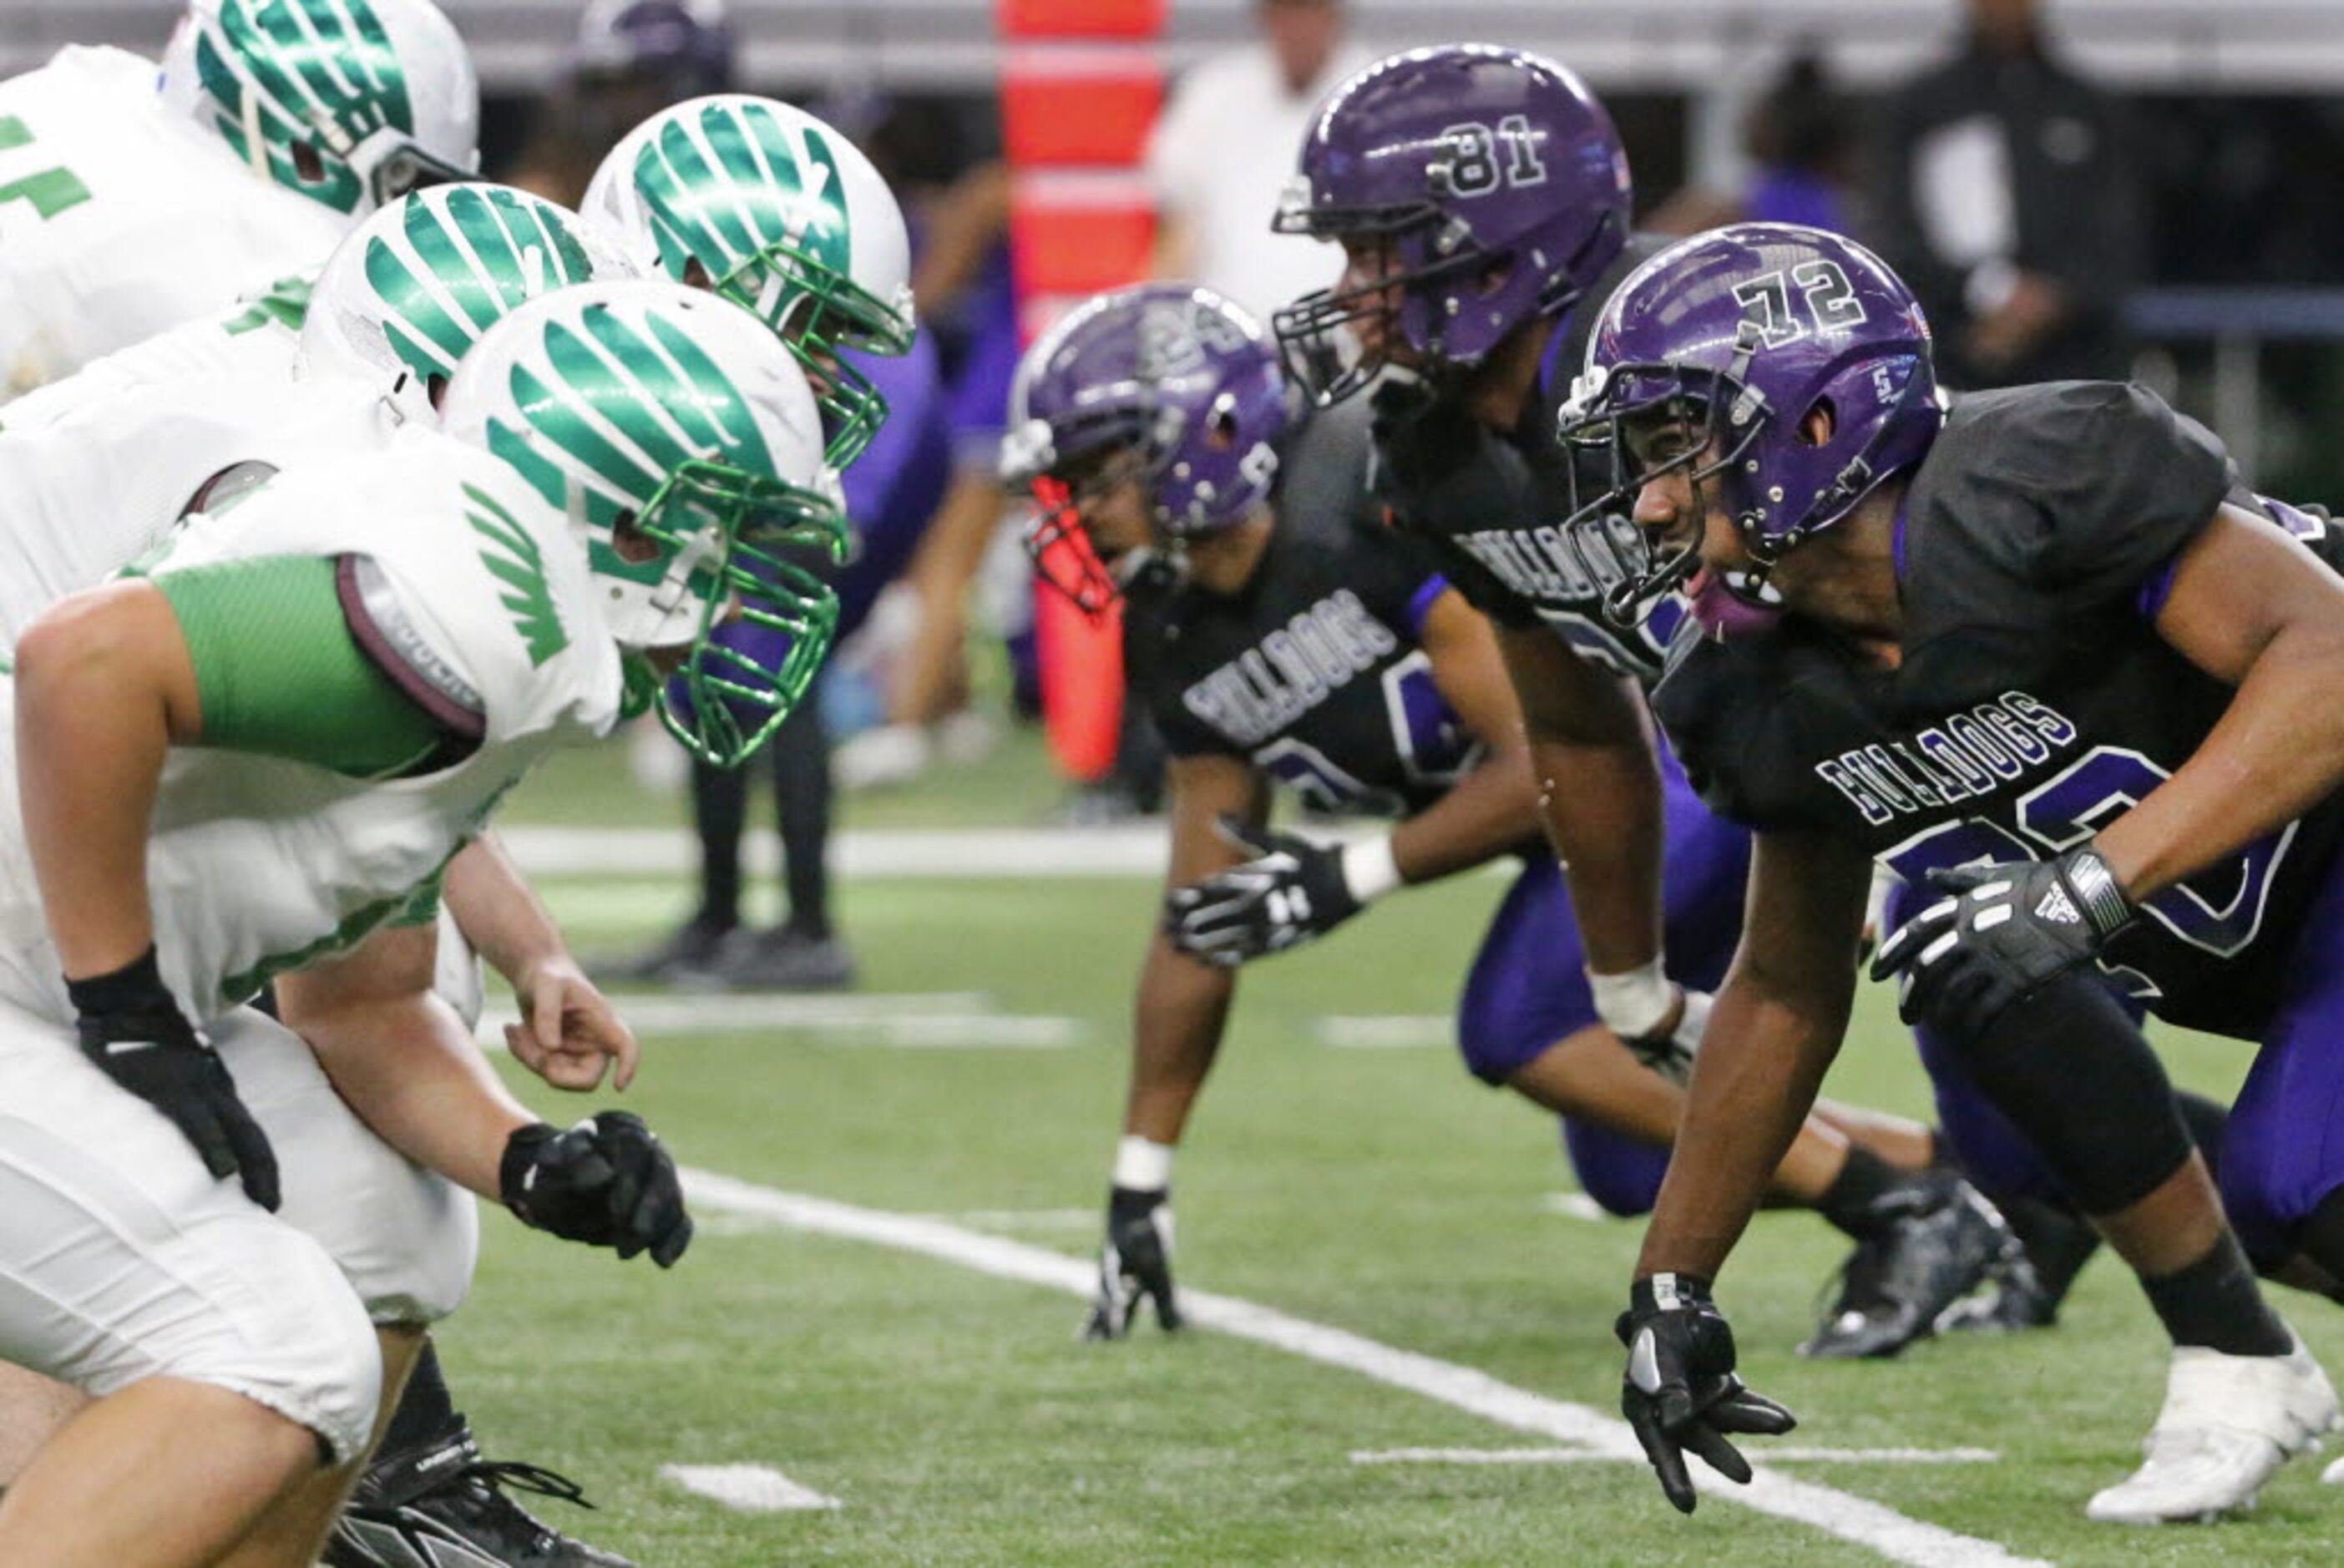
[1273,43,1632,405]
[1558,222,1944,630]
[575,0,735,98]
[1002,282,1290,616]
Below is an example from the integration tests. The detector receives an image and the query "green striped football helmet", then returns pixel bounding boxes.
[160,0,481,218]
[583,94,914,467]
[438,281,848,766]
[299,183,636,405]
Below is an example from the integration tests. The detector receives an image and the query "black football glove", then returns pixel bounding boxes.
[68,947,279,1211]
[1082,1185,1182,1339]
[1163,817,1363,967]
[1870,847,2135,1036]
[501,1111,692,1267]
[1617,1273,1796,1514]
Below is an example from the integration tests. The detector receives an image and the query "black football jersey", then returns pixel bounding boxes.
[1369,233,1690,684]
[1126,400,1481,820]
[1653,380,2344,1037]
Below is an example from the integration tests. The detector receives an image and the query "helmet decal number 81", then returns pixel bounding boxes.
[1732,261,1868,350]
[1437,115,1549,199]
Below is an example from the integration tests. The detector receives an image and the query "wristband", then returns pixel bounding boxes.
[1112,1134,1174,1193]
[1588,957,1674,1039]
[1339,837,1404,905]
[1633,1272,1714,1313]
[64,944,172,1016]
[2068,843,2136,936]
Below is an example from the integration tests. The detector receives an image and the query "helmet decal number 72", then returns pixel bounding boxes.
[1732,260,1868,350]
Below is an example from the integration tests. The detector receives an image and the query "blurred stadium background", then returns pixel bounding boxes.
[13,3,2344,1562]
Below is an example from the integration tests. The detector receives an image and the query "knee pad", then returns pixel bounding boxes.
[1942,973,2193,1217]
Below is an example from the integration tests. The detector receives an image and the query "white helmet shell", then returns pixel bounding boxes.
[299,183,637,413]
[437,280,838,650]
[160,0,481,220]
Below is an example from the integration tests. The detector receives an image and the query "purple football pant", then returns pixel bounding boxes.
[2213,845,2344,1266]
[1896,848,2344,1267]
[1455,756,1749,1217]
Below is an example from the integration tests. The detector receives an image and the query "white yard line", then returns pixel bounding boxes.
[681,1167,2046,1568]
[1542,1192,1615,1223]
[1350,1446,2002,1467]
[474,992,1086,1050]
[661,1463,841,1512]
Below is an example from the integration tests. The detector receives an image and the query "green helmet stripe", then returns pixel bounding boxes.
[221,0,413,140]
[645,116,757,265]
[362,187,609,379]
[519,357,661,504]
[589,310,747,464]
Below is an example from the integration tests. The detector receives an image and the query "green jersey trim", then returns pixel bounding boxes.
[156,554,451,780]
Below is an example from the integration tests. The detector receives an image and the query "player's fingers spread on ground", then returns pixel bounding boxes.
[1678,1419,1754,1485]
[1624,1405,1698,1514]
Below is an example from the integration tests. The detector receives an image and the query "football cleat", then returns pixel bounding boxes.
[589,914,735,984]
[715,927,857,991]
[1800,1171,2017,1359]
[323,1418,635,1567]
[2086,1337,2336,1524]
[1937,1194,2101,1334]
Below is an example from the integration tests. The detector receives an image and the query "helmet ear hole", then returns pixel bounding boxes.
[291,140,329,185]
[1798,397,1837,447]
[1205,407,1238,453]
[612,509,661,564]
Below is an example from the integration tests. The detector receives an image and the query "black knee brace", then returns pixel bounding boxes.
[1942,972,2195,1217]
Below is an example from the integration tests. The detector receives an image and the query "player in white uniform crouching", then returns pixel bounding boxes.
[0,279,845,1566]
[0,0,478,401]
[0,182,668,1565]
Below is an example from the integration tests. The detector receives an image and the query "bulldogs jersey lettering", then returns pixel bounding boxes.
[1130,402,1489,820]
[1656,381,2344,1035]
[1179,589,1399,748]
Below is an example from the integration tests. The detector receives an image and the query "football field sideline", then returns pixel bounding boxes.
[679,1166,2047,1568]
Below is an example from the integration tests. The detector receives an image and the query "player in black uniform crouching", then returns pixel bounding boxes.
[1565,221,2344,1524]
[1001,279,2018,1356]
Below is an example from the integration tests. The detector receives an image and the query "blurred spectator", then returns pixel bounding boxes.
[1147,0,1370,324]
[833,158,1025,792]
[1868,0,2142,387]
[636,340,953,989]
[507,0,735,206]
[1648,48,1860,238]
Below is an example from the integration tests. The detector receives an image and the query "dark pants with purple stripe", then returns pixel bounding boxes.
[1454,755,1749,1216]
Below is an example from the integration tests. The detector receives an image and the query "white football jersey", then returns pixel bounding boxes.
[0,273,311,435]
[0,367,394,650]
[0,429,623,1024]
[0,46,347,400]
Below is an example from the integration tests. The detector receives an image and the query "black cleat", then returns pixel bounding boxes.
[1800,1172,2018,1359]
[323,1419,635,1568]
[1937,1193,2102,1334]
[588,914,734,986]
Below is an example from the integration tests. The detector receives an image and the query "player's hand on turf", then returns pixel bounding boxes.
[1083,1186,1182,1338]
[1163,817,1362,966]
[501,1110,692,1267]
[508,954,640,1091]
[68,947,279,1211]
[1870,847,2134,1035]
[1617,1273,1795,1514]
